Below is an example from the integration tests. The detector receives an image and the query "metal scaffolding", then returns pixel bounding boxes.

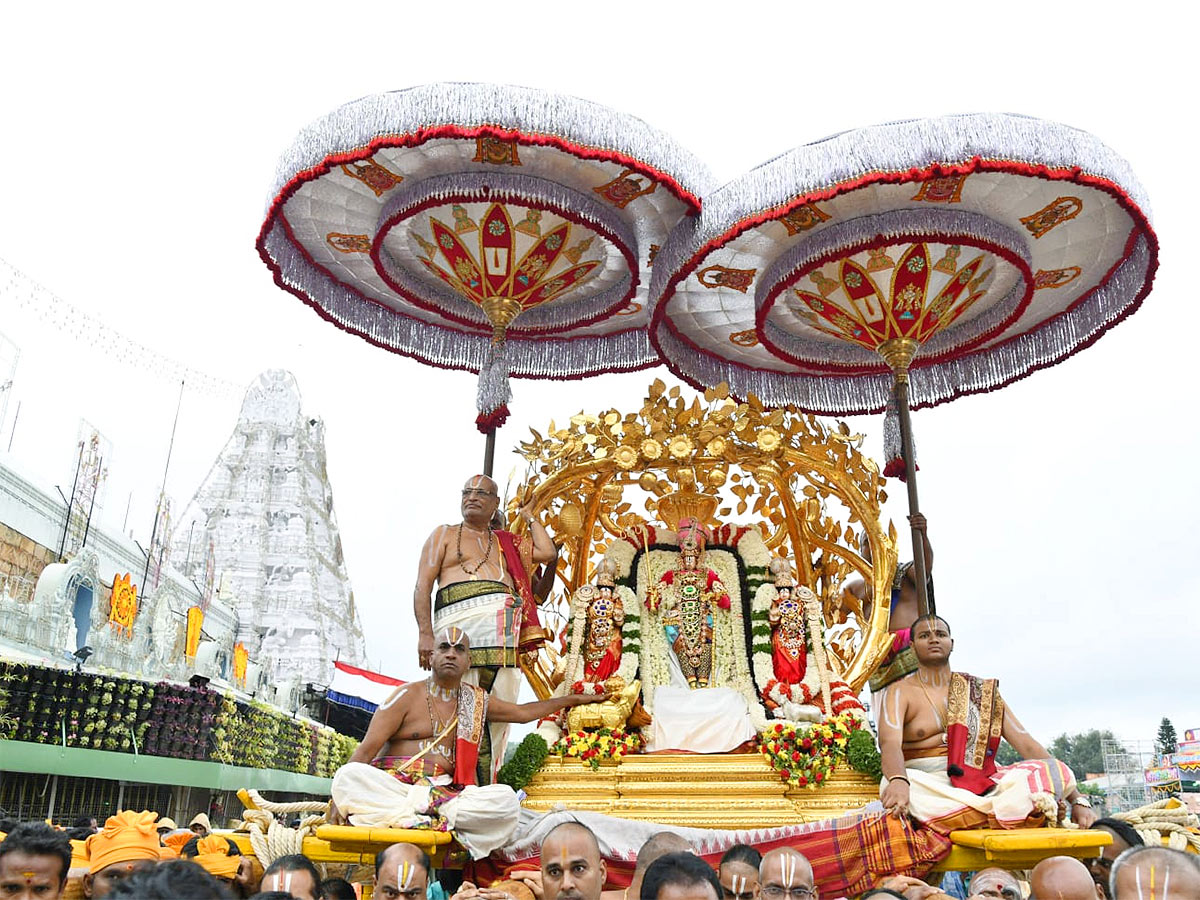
[1102,738,1152,813]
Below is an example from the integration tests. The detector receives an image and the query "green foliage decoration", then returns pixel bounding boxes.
[845,727,882,781]
[497,733,550,790]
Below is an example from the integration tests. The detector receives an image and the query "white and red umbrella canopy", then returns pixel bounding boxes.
[258,83,713,440]
[648,113,1157,416]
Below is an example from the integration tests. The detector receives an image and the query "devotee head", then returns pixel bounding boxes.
[461,475,500,522]
[190,813,212,836]
[758,849,815,900]
[629,833,693,900]
[0,823,72,900]
[73,817,99,835]
[541,821,606,900]
[320,876,359,900]
[375,843,430,900]
[1030,856,1099,899]
[187,835,243,893]
[910,615,953,665]
[1109,845,1200,900]
[154,817,177,838]
[83,811,163,898]
[431,627,471,681]
[1087,818,1143,897]
[966,867,1021,899]
[718,845,761,900]
[640,852,721,900]
[262,854,322,900]
[106,859,232,899]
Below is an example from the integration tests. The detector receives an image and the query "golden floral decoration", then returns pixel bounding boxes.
[756,427,782,452]
[511,377,897,697]
[613,445,638,470]
[668,435,694,459]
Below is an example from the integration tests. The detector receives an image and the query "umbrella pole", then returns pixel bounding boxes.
[879,339,930,617]
[483,429,496,478]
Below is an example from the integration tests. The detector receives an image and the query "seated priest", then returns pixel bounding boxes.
[877,614,1098,832]
[329,626,604,858]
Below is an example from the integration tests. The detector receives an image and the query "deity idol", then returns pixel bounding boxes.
[762,557,864,722]
[582,559,624,683]
[646,519,730,689]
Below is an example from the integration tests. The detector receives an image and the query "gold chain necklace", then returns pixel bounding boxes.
[456,523,495,578]
[916,673,949,744]
[423,682,455,762]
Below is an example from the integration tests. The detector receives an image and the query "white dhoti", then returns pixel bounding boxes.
[331,762,520,859]
[899,756,1076,833]
[645,686,756,752]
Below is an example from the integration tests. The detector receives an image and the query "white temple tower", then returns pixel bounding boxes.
[173,370,367,684]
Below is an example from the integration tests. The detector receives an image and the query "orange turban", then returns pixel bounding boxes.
[69,839,89,872]
[85,811,162,873]
[162,831,192,856]
[192,835,240,879]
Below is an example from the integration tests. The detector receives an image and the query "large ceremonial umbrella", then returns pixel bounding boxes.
[258,83,712,474]
[648,114,1157,613]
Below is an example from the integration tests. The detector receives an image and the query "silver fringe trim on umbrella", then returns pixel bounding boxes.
[882,394,915,482]
[264,219,659,376]
[756,208,1032,368]
[654,234,1153,415]
[266,82,715,211]
[374,171,638,333]
[688,112,1152,251]
[476,339,513,431]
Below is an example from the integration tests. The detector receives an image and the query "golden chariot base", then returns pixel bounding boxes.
[521,753,880,829]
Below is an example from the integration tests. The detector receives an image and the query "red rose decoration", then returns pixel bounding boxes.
[802,737,812,749]
[798,775,808,785]
[775,724,784,733]
[792,751,801,762]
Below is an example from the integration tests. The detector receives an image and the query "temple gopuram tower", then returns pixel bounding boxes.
[173,370,367,685]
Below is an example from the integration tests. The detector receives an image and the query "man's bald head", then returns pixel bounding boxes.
[966,866,1021,899]
[1030,856,1098,899]
[629,833,693,900]
[376,843,429,900]
[463,474,498,495]
[637,834,693,871]
[1111,845,1200,899]
[541,821,605,900]
[758,849,814,898]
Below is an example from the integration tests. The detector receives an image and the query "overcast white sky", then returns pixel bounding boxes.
[0,2,1195,750]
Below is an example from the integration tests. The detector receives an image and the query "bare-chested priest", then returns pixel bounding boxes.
[877,614,1097,833]
[415,474,556,781]
[330,627,603,858]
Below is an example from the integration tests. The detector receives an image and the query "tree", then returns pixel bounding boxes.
[995,739,1021,767]
[1047,729,1117,781]
[1157,718,1178,758]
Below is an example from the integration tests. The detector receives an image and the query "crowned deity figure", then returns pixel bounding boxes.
[761,557,865,722]
[582,559,625,683]
[646,518,731,689]
[768,563,807,686]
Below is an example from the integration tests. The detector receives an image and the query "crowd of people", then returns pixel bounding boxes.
[3,809,1200,900]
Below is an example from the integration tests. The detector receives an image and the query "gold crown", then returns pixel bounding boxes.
[656,490,719,531]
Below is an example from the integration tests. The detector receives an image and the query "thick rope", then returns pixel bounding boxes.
[1114,797,1200,852]
[242,790,329,867]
